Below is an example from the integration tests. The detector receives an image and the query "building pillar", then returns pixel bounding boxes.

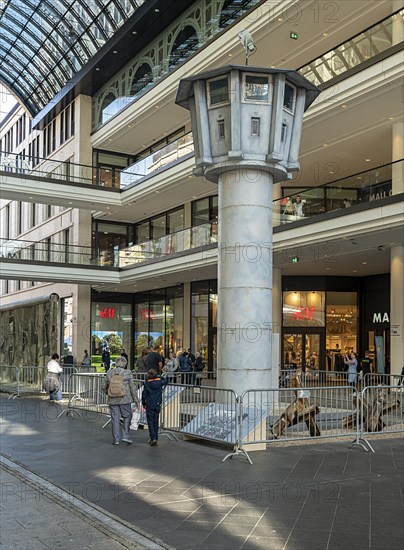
[392,122,404,195]
[272,267,282,384]
[216,169,273,395]
[390,245,404,375]
[183,282,191,350]
[72,285,91,363]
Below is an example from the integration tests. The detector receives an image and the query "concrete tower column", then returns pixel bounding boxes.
[176,65,319,396]
[271,266,282,382]
[390,246,404,376]
[217,169,273,395]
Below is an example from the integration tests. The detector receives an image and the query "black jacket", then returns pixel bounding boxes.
[142,376,168,409]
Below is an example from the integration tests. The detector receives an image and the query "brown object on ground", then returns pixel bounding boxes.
[271,370,321,439]
[342,387,400,432]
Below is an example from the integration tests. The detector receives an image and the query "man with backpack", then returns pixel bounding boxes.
[102,357,139,445]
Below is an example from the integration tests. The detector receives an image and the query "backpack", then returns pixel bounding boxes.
[108,371,125,398]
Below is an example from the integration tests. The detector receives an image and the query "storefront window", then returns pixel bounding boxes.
[326,292,358,354]
[166,287,183,355]
[191,281,217,374]
[134,286,184,361]
[283,291,325,327]
[91,302,132,369]
[62,297,73,359]
[134,297,150,358]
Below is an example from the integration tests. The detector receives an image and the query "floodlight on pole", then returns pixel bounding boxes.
[238,29,256,65]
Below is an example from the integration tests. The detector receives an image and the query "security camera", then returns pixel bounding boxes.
[238,29,256,65]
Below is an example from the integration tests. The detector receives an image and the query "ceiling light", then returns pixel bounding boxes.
[277,17,283,21]
[95,67,100,71]
[322,143,328,147]
[341,104,347,108]
[365,158,371,162]
[155,8,159,12]
[389,117,394,120]
[326,267,331,270]
[113,50,118,54]
[323,33,328,37]
[362,261,367,265]
[132,31,137,35]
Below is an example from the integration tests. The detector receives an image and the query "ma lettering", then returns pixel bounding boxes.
[373,312,389,323]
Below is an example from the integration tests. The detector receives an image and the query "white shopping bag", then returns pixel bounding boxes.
[130,407,141,430]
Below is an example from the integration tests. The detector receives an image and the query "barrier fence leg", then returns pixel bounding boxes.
[349,390,375,453]
[222,398,253,465]
[57,408,82,419]
[9,367,23,400]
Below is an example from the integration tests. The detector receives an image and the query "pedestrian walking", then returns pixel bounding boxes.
[102,346,111,371]
[142,369,167,446]
[102,357,139,445]
[43,353,63,402]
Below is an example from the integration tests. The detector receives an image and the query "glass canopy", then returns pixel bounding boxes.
[0,0,145,115]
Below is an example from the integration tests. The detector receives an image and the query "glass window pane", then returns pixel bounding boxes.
[135,299,150,359]
[244,75,269,101]
[168,208,184,234]
[151,215,166,239]
[91,302,132,367]
[326,292,358,356]
[208,77,229,106]
[284,83,295,111]
[192,198,209,225]
[136,222,150,244]
[283,291,325,327]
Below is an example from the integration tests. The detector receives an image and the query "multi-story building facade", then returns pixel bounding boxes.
[1,0,403,376]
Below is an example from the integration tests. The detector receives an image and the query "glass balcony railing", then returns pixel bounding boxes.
[0,222,218,269]
[118,222,218,267]
[0,238,96,266]
[120,132,194,188]
[0,151,96,187]
[0,133,195,190]
[273,159,403,227]
[300,9,404,88]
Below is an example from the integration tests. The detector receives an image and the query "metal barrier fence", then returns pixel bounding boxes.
[279,369,350,388]
[240,386,357,448]
[64,373,109,416]
[362,373,404,387]
[359,385,404,442]
[0,364,82,399]
[160,383,238,443]
[2,365,403,464]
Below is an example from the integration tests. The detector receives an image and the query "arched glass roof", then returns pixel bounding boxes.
[0,0,145,115]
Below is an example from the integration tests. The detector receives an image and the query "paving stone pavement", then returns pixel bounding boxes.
[1,395,403,550]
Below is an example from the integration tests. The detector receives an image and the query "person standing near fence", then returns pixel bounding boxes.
[81,350,91,367]
[142,368,167,446]
[102,346,111,372]
[345,352,358,393]
[146,344,163,375]
[44,353,63,403]
[102,357,139,445]
[179,350,193,384]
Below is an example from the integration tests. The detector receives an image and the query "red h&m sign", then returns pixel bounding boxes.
[99,307,116,319]
[292,306,315,321]
[141,309,155,320]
